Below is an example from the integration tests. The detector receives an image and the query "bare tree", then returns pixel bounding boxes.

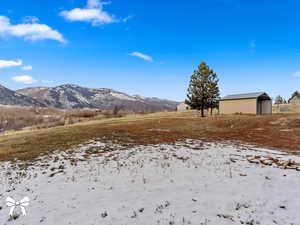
[112,105,123,116]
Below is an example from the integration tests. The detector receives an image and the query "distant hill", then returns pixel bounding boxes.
[0,84,46,107]
[16,84,178,111]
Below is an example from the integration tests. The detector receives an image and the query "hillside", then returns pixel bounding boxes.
[0,84,45,107]
[17,84,178,111]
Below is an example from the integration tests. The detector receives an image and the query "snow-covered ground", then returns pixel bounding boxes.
[1,140,300,225]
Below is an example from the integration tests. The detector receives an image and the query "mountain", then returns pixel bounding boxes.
[0,84,46,107]
[16,84,178,111]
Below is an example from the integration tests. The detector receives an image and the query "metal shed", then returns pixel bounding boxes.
[177,102,191,111]
[219,92,272,115]
[289,96,300,104]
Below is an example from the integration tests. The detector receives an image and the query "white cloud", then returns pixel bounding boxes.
[22,65,33,71]
[60,0,117,26]
[87,0,101,8]
[128,52,153,63]
[122,15,134,22]
[293,72,300,78]
[87,0,111,8]
[12,75,36,84]
[0,15,66,43]
[0,59,22,68]
[22,16,39,24]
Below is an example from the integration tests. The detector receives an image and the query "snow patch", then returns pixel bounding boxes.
[110,92,137,101]
[0,140,300,224]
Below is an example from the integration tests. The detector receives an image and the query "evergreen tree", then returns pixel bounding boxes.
[292,91,300,97]
[209,97,221,115]
[274,95,284,105]
[289,91,300,103]
[185,62,220,117]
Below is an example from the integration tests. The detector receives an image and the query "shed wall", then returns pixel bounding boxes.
[258,100,272,115]
[219,98,257,114]
[177,102,190,111]
[290,96,300,105]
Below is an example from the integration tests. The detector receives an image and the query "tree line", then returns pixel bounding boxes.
[274,91,300,105]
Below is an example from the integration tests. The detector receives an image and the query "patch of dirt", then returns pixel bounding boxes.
[288,118,300,128]
[247,155,300,171]
[269,117,289,126]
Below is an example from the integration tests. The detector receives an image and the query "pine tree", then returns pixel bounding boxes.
[292,91,300,97]
[274,95,284,105]
[185,62,220,117]
[207,72,220,115]
[289,91,300,103]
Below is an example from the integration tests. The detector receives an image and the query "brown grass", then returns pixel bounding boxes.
[0,106,129,132]
[0,106,64,131]
[1,111,300,161]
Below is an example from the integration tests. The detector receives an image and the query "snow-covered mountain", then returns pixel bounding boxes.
[16,84,178,111]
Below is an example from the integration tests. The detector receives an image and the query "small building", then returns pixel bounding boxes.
[177,102,191,111]
[219,92,272,115]
[289,95,300,104]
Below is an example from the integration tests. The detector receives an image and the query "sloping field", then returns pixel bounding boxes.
[1,111,300,161]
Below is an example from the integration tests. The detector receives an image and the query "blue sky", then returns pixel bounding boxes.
[0,0,299,101]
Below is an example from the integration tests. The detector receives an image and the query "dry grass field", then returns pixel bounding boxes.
[1,110,300,161]
[0,105,129,132]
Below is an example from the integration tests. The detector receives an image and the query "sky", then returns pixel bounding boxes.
[0,0,300,101]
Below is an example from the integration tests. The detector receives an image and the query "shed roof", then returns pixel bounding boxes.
[221,92,268,101]
[290,95,300,100]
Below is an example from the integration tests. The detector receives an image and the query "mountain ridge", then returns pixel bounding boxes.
[14,84,178,111]
[0,84,46,107]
